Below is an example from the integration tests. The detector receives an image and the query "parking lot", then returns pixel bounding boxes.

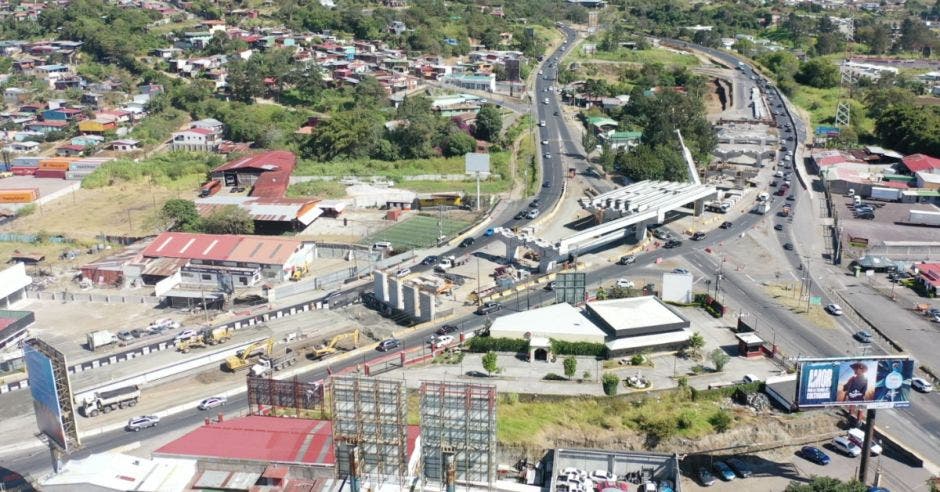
[840,197,940,243]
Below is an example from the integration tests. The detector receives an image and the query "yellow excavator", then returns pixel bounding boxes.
[177,326,234,353]
[309,329,360,360]
[224,338,274,371]
[290,264,309,281]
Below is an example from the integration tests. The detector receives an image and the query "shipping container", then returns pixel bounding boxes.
[909,210,940,227]
[66,171,93,180]
[34,169,67,179]
[38,159,73,171]
[11,166,37,176]
[69,161,102,171]
[869,186,901,202]
[11,157,42,167]
[0,189,39,203]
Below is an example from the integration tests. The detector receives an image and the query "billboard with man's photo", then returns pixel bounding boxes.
[797,357,915,409]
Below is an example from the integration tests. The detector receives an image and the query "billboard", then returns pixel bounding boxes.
[465,153,490,174]
[797,357,915,409]
[24,341,68,451]
[555,272,586,305]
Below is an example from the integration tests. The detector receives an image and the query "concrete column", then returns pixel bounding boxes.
[693,198,706,217]
[418,292,435,322]
[402,284,419,318]
[374,271,389,303]
[389,278,403,310]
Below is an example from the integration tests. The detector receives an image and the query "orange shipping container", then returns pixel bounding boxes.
[38,159,74,171]
[0,188,39,203]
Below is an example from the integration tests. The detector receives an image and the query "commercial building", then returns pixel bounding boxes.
[586,296,692,357]
[915,263,940,296]
[41,452,196,492]
[195,195,324,234]
[443,73,496,92]
[0,263,30,308]
[209,150,296,198]
[488,302,607,361]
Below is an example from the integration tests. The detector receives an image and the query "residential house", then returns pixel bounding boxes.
[77,116,117,134]
[53,76,84,90]
[170,128,220,152]
[55,144,84,157]
[81,92,105,108]
[25,120,68,133]
[3,88,30,105]
[388,21,407,35]
[41,107,84,122]
[2,141,39,153]
[71,135,104,147]
[900,154,940,176]
[110,139,141,152]
[190,118,224,134]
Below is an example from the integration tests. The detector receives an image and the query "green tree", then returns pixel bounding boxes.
[353,75,388,108]
[601,373,620,395]
[709,409,733,432]
[795,58,840,88]
[784,477,867,492]
[899,18,935,52]
[200,205,254,234]
[161,199,201,232]
[710,348,730,372]
[305,110,383,160]
[474,105,503,142]
[482,351,500,376]
[688,332,705,359]
[864,87,915,119]
[563,356,577,379]
[443,130,476,157]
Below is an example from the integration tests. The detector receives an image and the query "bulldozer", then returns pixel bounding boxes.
[176,326,234,353]
[290,264,309,281]
[224,338,274,371]
[309,329,360,360]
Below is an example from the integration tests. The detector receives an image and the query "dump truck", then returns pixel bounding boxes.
[224,338,273,372]
[80,385,140,417]
[309,329,360,360]
[249,348,298,377]
[86,330,118,351]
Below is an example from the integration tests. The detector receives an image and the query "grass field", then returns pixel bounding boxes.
[789,86,873,135]
[365,214,472,250]
[573,45,699,67]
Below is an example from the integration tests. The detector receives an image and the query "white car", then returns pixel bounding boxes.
[825,303,843,316]
[832,436,862,457]
[429,335,455,348]
[395,267,411,278]
[151,318,181,331]
[126,415,160,432]
[174,329,199,342]
[589,469,615,481]
[198,396,227,410]
[912,377,933,393]
[541,140,549,145]
[846,428,882,455]
[615,279,635,289]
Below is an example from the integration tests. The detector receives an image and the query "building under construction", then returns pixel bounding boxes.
[330,376,410,486]
[420,381,497,487]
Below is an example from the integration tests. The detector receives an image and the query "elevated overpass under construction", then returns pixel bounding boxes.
[493,180,717,271]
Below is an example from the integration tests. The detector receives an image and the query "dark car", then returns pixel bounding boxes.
[787,195,796,201]
[377,338,401,352]
[543,180,551,188]
[713,461,735,481]
[774,224,784,231]
[663,239,683,249]
[618,255,636,265]
[691,232,706,241]
[720,221,733,229]
[421,255,439,266]
[475,302,502,315]
[800,446,831,465]
[697,467,717,486]
[514,210,528,220]
[436,324,459,336]
[854,330,873,343]
[783,243,794,251]
[529,199,541,208]
[726,457,752,478]
[459,237,476,248]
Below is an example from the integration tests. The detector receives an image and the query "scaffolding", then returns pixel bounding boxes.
[247,376,324,417]
[24,338,81,454]
[329,376,409,481]
[419,381,497,486]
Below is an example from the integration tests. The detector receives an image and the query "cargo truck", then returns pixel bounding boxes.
[434,254,470,272]
[86,330,118,351]
[224,338,273,372]
[81,385,140,417]
[909,210,940,227]
[870,186,900,202]
[751,201,771,215]
[248,348,298,377]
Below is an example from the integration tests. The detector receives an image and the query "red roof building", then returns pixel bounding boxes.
[154,416,420,470]
[210,151,297,198]
[917,263,940,295]
[901,154,940,175]
[142,232,241,262]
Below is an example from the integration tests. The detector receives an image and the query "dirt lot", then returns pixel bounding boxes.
[840,197,940,244]
[0,180,200,241]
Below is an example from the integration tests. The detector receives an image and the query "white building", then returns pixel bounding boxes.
[170,128,220,152]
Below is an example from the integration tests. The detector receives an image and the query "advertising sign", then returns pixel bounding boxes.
[797,357,915,409]
[465,153,491,175]
[24,342,68,451]
[555,272,586,305]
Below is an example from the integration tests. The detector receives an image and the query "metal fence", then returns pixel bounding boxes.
[0,232,70,244]
[26,290,161,305]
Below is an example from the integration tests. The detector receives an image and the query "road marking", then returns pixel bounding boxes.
[745,274,756,282]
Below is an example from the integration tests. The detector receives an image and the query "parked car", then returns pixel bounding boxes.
[673,268,690,275]
[436,324,459,336]
[529,199,541,208]
[726,457,752,478]
[697,467,717,486]
[854,331,873,343]
[459,237,475,248]
[117,331,134,342]
[541,140,549,145]
[422,255,439,266]
[173,329,199,342]
[615,278,635,289]
[543,153,552,159]
[476,302,502,315]
[618,255,636,265]
[526,209,540,219]
[787,195,796,201]
[783,243,794,251]
[826,304,844,316]
[713,461,736,481]
[198,396,227,410]
[395,267,411,278]
[514,210,528,220]
[126,415,160,432]
[429,335,455,349]
[846,428,882,455]
[720,221,734,229]
[377,338,401,352]
[484,228,495,236]
[799,446,831,465]
[545,281,557,291]
[912,377,933,393]
[691,232,706,241]
[832,436,862,457]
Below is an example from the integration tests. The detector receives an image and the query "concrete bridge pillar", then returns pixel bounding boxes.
[693,198,706,217]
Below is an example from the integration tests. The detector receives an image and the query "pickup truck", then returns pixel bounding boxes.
[435,255,469,272]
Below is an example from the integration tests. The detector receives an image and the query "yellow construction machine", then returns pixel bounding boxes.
[224,338,274,371]
[309,329,360,360]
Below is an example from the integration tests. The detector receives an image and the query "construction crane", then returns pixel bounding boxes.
[309,329,360,360]
[224,338,274,371]
[676,129,701,186]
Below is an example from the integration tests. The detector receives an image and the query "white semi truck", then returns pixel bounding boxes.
[80,385,141,417]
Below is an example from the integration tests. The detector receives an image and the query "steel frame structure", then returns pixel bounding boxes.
[246,376,324,416]
[329,376,408,479]
[419,381,497,485]
[25,338,81,453]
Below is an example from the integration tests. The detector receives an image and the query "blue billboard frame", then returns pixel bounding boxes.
[24,343,68,451]
[797,357,915,409]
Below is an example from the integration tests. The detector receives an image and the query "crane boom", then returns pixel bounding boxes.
[675,129,700,185]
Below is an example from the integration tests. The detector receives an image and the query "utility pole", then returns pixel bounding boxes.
[859,408,877,484]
